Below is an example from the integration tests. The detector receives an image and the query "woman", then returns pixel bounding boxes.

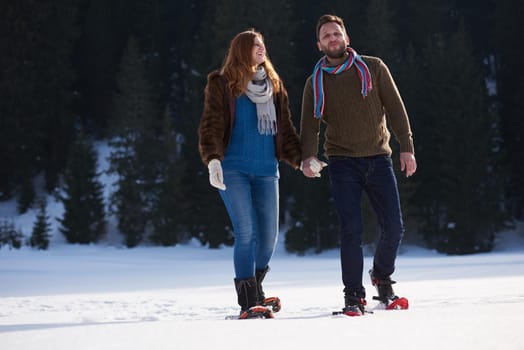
[198,30,301,319]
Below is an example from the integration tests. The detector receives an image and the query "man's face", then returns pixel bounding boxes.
[317,22,349,59]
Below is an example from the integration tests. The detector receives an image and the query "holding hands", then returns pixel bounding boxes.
[300,156,328,178]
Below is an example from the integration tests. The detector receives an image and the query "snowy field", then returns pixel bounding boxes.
[1,232,524,350]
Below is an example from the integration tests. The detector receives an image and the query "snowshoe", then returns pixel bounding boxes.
[238,305,274,319]
[341,302,365,317]
[369,269,409,310]
[336,292,367,316]
[261,296,281,313]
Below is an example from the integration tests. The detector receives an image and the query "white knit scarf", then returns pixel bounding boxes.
[245,66,277,135]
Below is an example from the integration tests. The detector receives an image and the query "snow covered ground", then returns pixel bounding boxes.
[1,140,523,349]
[1,232,524,350]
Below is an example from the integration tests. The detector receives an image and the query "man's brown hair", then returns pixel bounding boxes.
[316,14,348,40]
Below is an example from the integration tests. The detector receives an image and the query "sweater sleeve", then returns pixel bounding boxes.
[300,76,322,160]
[198,72,227,165]
[277,83,302,169]
[377,60,415,154]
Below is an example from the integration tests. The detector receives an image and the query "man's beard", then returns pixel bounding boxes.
[322,44,347,59]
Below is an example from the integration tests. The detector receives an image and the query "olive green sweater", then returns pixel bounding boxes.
[300,55,414,160]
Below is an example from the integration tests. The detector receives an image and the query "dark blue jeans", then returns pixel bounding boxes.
[328,155,404,297]
[219,170,279,280]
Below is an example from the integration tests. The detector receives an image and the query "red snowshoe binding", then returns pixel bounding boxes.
[369,269,409,310]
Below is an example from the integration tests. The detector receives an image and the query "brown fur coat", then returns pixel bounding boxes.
[198,70,301,169]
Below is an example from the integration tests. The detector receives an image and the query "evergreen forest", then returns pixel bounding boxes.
[1,0,523,254]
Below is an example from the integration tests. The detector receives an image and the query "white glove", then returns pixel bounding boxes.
[208,159,226,190]
[300,157,328,178]
[310,158,327,174]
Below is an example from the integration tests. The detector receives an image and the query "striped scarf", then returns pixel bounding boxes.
[312,46,372,119]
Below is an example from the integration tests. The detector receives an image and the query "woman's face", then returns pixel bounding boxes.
[251,36,266,66]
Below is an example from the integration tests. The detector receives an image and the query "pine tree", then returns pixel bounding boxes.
[285,175,339,254]
[415,24,507,254]
[149,106,190,246]
[395,44,426,244]
[17,177,36,214]
[400,0,456,52]
[39,0,81,191]
[58,132,107,244]
[494,0,524,218]
[109,36,158,247]
[30,198,51,250]
[0,0,80,198]
[361,0,399,64]
[76,0,118,135]
[0,220,23,250]
[0,0,46,201]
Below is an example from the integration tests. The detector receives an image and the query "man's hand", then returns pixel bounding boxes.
[300,156,328,178]
[208,159,226,190]
[400,152,417,177]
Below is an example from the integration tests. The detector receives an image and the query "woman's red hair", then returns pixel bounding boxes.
[220,30,281,97]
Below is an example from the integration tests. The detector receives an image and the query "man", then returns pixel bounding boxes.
[300,14,416,316]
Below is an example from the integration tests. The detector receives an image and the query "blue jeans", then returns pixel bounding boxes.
[219,170,279,280]
[328,155,404,296]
